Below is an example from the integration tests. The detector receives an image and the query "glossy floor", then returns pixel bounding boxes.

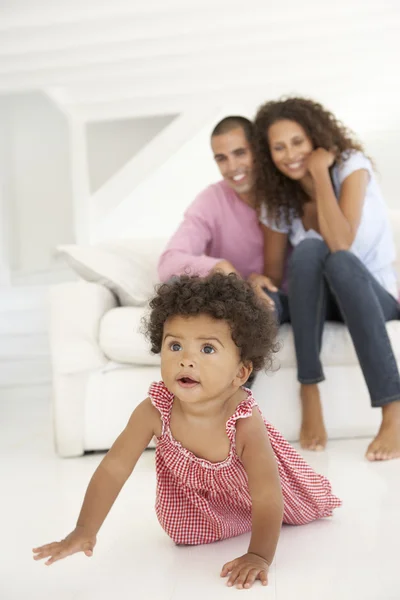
[2,388,399,600]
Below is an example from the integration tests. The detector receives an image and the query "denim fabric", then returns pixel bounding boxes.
[264,238,400,407]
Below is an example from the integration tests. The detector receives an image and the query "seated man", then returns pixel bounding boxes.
[158,116,275,305]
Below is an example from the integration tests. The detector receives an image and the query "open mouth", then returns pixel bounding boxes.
[178,377,199,388]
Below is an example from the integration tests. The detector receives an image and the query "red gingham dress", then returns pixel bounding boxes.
[150,381,341,546]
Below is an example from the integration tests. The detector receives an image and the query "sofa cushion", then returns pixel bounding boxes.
[98,306,400,368]
[98,210,400,367]
[276,321,400,368]
[99,306,160,365]
[57,238,167,307]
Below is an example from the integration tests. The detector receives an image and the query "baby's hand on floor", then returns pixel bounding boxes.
[32,526,97,566]
[220,552,269,589]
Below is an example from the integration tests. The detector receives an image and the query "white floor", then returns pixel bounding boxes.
[2,389,400,600]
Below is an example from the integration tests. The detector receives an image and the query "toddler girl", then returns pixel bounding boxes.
[33,273,341,589]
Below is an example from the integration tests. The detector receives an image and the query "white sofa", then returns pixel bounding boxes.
[50,212,400,457]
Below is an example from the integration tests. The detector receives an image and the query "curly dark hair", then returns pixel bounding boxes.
[253,97,366,226]
[143,272,279,372]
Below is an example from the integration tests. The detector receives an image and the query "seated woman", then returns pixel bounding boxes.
[252,97,400,461]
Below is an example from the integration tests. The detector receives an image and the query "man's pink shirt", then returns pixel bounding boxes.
[158,181,264,282]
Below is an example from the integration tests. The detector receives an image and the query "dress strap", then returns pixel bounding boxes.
[225,387,257,444]
[148,381,174,433]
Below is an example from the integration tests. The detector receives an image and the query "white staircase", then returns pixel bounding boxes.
[0,285,52,399]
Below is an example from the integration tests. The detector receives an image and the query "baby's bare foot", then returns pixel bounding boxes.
[300,384,327,451]
[366,401,400,461]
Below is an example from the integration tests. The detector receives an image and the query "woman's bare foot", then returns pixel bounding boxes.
[299,384,327,451]
[366,401,400,461]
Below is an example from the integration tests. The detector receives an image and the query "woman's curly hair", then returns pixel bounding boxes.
[143,272,279,372]
[253,97,365,226]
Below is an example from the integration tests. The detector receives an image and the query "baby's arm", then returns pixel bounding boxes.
[33,398,160,566]
[221,409,284,589]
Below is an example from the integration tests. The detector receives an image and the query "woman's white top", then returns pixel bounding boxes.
[260,151,398,298]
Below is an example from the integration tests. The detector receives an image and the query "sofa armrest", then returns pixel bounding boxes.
[50,281,117,457]
[49,281,117,375]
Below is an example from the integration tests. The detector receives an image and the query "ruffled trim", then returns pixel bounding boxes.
[148,381,258,474]
[149,381,174,436]
[225,387,257,444]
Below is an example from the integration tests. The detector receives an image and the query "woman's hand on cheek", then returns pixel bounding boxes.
[307,148,335,176]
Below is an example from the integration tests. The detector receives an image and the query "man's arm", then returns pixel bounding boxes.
[158,215,222,281]
[158,191,224,282]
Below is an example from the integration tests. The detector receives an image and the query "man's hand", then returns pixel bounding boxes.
[221,552,269,589]
[32,526,97,566]
[247,273,277,309]
[212,260,239,276]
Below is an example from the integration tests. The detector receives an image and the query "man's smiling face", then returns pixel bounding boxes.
[212,127,255,203]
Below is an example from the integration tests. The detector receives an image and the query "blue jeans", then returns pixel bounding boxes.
[264,238,400,407]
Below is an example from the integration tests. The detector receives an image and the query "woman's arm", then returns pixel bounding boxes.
[261,224,288,288]
[220,409,284,589]
[308,149,369,252]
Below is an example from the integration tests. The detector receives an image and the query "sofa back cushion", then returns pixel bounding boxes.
[58,237,168,306]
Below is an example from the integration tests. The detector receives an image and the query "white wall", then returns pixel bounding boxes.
[362,131,400,209]
[0,98,13,284]
[93,112,223,242]
[2,94,398,264]
[86,114,177,193]
[93,103,400,243]
[2,1,400,252]
[4,92,75,274]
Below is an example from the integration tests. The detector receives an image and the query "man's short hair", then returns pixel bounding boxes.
[211,116,253,143]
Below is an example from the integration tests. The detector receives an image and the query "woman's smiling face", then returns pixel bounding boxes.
[267,119,314,181]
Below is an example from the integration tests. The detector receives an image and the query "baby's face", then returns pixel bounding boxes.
[160,314,248,403]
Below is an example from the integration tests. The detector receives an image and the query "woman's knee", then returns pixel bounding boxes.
[323,249,360,279]
[289,238,329,272]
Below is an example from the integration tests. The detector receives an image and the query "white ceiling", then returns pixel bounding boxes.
[1,0,399,127]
